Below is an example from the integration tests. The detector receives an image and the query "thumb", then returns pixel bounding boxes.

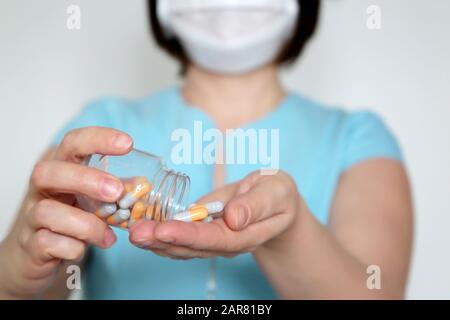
[224,178,288,231]
[224,181,282,231]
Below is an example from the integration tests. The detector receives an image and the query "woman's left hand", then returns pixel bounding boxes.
[128,171,303,259]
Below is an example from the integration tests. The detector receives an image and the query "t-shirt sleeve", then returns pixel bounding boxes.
[340,111,403,172]
[50,99,117,148]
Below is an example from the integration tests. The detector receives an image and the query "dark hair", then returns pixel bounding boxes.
[147,0,320,73]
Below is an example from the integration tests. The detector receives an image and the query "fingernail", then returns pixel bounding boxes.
[104,229,117,247]
[101,178,123,198]
[134,240,154,248]
[112,134,132,149]
[155,228,175,243]
[236,207,249,229]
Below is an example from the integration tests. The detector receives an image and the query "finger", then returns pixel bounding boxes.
[55,127,133,162]
[128,220,172,250]
[224,176,291,231]
[153,211,294,253]
[151,219,246,252]
[151,247,215,260]
[152,246,237,259]
[27,229,87,263]
[130,221,235,258]
[29,199,117,248]
[31,160,124,202]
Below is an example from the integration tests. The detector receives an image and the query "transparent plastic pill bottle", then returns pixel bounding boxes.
[76,149,190,229]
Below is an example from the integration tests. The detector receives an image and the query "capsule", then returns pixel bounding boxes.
[177,201,224,222]
[204,201,224,215]
[107,209,131,225]
[129,201,146,226]
[173,204,209,222]
[94,203,117,218]
[119,178,152,209]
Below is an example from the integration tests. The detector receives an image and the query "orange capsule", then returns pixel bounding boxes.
[131,201,146,219]
[129,201,146,226]
[120,221,129,229]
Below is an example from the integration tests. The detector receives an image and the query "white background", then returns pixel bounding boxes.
[1,0,449,299]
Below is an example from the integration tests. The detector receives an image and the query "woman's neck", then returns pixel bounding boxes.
[182,64,286,130]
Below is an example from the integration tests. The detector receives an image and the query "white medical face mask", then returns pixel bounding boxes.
[157,0,300,74]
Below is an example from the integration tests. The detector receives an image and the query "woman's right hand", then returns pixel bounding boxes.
[0,127,133,299]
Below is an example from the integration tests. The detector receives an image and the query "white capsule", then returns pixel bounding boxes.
[118,193,136,209]
[95,203,117,218]
[204,201,224,214]
[107,209,131,224]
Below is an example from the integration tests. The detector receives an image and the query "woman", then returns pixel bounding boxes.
[0,0,413,299]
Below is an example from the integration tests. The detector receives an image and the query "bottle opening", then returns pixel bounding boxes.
[149,168,190,221]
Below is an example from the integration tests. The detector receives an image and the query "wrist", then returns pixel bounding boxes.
[0,241,16,299]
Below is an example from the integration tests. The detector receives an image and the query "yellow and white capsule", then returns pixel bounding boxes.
[119,178,152,209]
[173,204,209,222]
[107,209,131,225]
[95,203,117,218]
[201,201,224,222]
[181,201,224,222]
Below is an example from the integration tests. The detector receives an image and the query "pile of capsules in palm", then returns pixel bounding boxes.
[94,176,224,229]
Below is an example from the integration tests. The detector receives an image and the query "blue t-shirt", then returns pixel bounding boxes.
[52,87,402,299]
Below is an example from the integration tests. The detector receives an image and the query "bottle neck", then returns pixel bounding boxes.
[151,168,190,220]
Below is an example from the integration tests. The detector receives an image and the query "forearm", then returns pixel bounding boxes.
[253,203,404,299]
